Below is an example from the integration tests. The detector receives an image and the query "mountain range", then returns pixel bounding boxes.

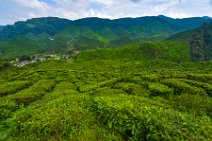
[0,25,4,30]
[0,15,211,60]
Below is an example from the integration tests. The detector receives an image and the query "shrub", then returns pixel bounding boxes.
[167,93,212,117]
[5,95,90,140]
[0,81,33,97]
[161,79,206,95]
[181,79,212,96]
[90,95,212,141]
[79,78,119,93]
[148,83,174,96]
[0,99,18,120]
[93,87,126,96]
[42,81,78,100]
[141,74,161,82]
[113,82,146,95]
[0,62,11,71]
[7,80,56,105]
[187,74,212,83]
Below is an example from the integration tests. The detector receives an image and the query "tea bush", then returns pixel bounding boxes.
[0,59,211,140]
[148,83,174,96]
[6,80,56,105]
[0,81,33,97]
[90,94,212,141]
[161,79,206,95]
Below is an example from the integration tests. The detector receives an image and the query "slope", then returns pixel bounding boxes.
[0,16,211,59]
[0,56,212,140]
[0,17,72,41]
[168,22,212,61]
[76,42,190,63]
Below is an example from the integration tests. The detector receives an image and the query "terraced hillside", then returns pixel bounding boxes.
[0,60,212,140]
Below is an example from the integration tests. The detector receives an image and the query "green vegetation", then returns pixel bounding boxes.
[168,22,212,61]
[0,16,211,59]
[0,80,32,97]
[0,56,211,140]
[77,42,190,63]
[161,79,206,95]
[0,16,211,141]
[148,83,174,96]
[0,61,11,71]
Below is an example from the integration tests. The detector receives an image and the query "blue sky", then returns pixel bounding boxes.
[0,0,212,25]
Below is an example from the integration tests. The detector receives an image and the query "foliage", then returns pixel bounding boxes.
[148,83,174,96]
[0,14,212,140]
[90,94,212,141]
[76,42,190,63]
[168,21,212,61]
[0,80,32,97]
[0,61,11,71]
[6,80,56,105]
[0,59,211,140]
[0,16,211,59]
[161,79,206,95]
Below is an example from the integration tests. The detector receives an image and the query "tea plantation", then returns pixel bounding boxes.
[0,58,212,141]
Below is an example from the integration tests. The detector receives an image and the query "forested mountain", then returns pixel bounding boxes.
[168,22,212,61]
[159,15,211,30]
[0,17,72,41]
[0,16,211,58]
[0,25,4,29]
[1,16,210,41]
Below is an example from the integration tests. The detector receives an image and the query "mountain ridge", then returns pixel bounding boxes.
[0,15,211,59]
[1,15,211,41]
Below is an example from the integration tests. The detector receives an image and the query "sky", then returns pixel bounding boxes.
[0,0,212,25]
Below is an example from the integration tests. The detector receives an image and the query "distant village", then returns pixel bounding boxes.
[10,52,80,67]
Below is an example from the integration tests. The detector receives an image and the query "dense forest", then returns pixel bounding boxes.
[0,16,212,140]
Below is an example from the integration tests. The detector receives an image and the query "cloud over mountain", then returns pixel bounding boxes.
[0,0,211,25]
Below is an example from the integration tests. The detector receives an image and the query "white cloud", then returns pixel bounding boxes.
[12,0,47,9]
[166,12,193,18]
[0,0,211,25]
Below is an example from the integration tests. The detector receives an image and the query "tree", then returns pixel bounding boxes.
[0,61,11,71]
[19,55,31,61]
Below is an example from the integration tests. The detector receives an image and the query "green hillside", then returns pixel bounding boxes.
[0,56,212,140]
[0,17,72,41]
[77,42,190,63]
[0,34,49,58]
[159,15,211,30]
[168,22,212,61]
[0,16,212,140]
[0,16,211,59]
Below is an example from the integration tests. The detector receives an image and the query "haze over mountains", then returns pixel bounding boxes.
[0,15,211,60]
